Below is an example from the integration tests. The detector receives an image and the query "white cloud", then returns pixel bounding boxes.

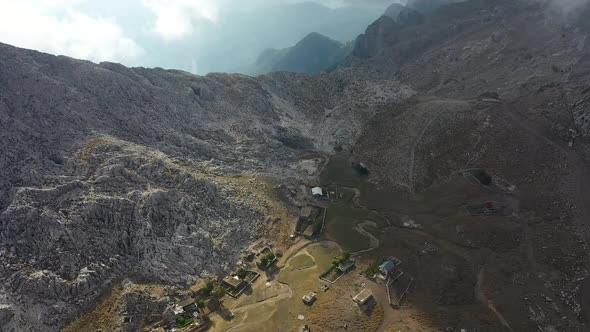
[142,0,220,41]
[139,0,386,41]
[0,0,143,64]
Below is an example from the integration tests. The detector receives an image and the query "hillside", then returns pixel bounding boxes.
[0,42,412,331]
[252,32,352,74]
[2,0,590,331]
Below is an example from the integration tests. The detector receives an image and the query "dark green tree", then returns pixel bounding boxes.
[202,280,214,296]
[237,268,248,280]
[212,285,227,299]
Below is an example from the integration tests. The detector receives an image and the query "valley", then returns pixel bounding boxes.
[2,0,590,331]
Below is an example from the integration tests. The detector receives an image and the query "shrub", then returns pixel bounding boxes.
[259,252,276,267]
[342,252,351,261]
[332,252,351,267]
[202,280,214,296]
[363,263,379,276]
[176,317,193,328]
[196,299,207,309]
[237,268,248,280]
[212,285,227,299]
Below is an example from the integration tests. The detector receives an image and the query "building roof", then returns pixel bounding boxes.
[178,298,195,308]
[379,260,397,273]
[312,187,323,196]
[302,292,317,304]
[300,206,313,218]
[353,289,373,305]
[337,260,355,272]
[223,275,244,289]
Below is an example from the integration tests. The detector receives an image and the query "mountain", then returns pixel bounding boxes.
[178,2,383,74]
[3,0,590,331]
[384,3,405,19]
[252,32,352,75]
[0,42,412,331]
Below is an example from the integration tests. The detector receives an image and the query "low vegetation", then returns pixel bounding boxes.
[331,252,351,267]
[259,252,276,267]
[237,268,248,280]
[363,262,379,277]
[176,317,193,328]
[202,280,215,296]
[196,299,207,309]
[212,285,227,299]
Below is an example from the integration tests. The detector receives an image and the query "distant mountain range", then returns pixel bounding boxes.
[248,1,449,76]
[251,32,352,75]
[192,2,383,74]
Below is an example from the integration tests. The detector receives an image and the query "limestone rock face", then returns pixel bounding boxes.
[397,8,425,27]
[352,16,398,59]
[384,3,404,20]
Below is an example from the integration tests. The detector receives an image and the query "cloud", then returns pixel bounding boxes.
[140,0,398,41]
[142,0,220,41]
[0,0,391,67]
[0,0,143,64]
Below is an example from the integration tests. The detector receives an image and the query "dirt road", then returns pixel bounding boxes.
[352,221,380,256]
[366,280,397,332]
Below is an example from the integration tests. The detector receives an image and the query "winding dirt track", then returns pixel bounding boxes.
[352,221,380,256]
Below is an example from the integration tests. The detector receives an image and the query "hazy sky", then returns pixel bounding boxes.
[0,0,399,74]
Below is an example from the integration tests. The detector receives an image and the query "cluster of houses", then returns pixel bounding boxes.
[159,245,278,331]
[296,205,326,239]
[168,298,210,332]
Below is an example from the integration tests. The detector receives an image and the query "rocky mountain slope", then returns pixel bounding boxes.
[0,43,411,331]
[351,0,590,144]
[2,0,590,331]
[345,0,590,330]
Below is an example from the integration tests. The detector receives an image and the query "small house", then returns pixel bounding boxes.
[379,257,402,279]
[337,260,355,274]
[353,289,373,306]
[177,298,199,318]
[311,187,324,197]
[299,206,317,223]
[222,275,245,292]
[302,292,317,305]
